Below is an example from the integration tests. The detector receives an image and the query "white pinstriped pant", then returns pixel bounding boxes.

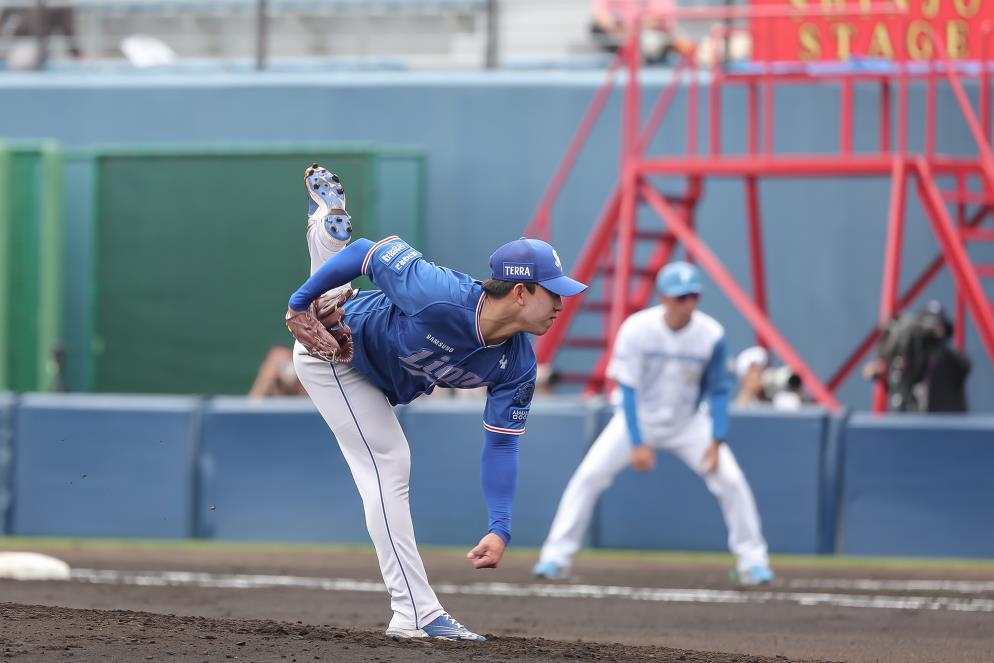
[293,342,444,631]
[539,411,769,572]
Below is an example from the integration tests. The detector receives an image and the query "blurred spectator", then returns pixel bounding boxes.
[589,0,693,65]
[733,345,803,410]
[0,5,82,70]
[695,29,752,68]
[249,346,307,398]
[864,300,971,413]
[733,345,769,407]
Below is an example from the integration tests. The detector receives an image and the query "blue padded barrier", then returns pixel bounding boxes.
[839,413,994,558]
[403,397,600,548]
[820,410,851,554]
[11,394,201,538]
[0,392,13,535]
[196,397,368,543]
[596,407,830,555]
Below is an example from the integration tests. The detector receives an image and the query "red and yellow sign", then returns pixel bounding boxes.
[750,0,991,62]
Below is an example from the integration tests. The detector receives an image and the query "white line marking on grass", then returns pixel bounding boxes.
[65,569,994,613]
[71,569,994,612]
[786,578,994,593]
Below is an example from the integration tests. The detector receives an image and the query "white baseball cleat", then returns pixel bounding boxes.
[305,163,348,218]
[304,163,351,244]
[385,612,485,641]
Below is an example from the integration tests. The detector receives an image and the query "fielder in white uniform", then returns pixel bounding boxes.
[287,165,589,640]
[533,261,774,586]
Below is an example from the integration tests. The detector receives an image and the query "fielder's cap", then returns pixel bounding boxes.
[489,237,588,297]
[656,261,702,297]
[735,345,769,380]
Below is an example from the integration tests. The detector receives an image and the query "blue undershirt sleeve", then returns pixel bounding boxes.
[620,383,643,446]
[481,429,519,545]
[701,337,731,441]
[287,238,374,311]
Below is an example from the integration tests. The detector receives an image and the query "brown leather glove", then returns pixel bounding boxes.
[313,289,355,363]
[286,289,355,364]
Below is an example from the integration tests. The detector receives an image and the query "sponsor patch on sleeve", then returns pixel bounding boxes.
[378,240,412,266]
[510,408,529,423]
[392,248,422,272]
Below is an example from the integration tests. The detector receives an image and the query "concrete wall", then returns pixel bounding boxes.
[3,393,993,559]
[0,71,990,411]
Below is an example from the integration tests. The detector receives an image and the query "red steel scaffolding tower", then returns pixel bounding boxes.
[525,4,994,413]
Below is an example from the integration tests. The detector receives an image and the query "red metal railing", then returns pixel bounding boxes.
[527,3,994,412]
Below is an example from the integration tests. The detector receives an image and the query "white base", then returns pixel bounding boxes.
[0,552,72,580]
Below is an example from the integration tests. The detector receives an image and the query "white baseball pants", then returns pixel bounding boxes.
[539,411,769,572]
[294,343,444,631]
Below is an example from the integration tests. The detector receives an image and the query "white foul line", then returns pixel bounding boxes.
[65,569,994,613]
[786,578,994,593]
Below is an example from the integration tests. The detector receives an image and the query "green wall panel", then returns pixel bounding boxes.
[376,148,425,248]
[60,152,99,392]
[0,147,10,390]
[0,142,62,392]
[91,146,381,395]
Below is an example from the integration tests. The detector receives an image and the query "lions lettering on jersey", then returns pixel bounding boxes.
[400,350,486,389]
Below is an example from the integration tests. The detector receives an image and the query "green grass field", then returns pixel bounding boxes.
[3,536,993,571]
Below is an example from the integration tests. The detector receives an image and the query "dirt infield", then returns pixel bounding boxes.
[1,603,825,663]
[1,542,992,663]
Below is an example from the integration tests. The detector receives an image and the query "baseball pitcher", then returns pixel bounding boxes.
[285,165,588,640]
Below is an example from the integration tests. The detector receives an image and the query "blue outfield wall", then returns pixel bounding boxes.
[404,398,601,548]
[839,413,994,559]
[3,393,993,558]
[0,392,13,535]
[596,407,832,555]
[196,397,369,543]
[11,394,201,539]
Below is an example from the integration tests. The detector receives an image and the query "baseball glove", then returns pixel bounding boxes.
[286,289,355,363]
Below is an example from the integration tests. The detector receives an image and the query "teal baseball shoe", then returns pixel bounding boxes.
[731,565,775,587]
[532,560,571,580]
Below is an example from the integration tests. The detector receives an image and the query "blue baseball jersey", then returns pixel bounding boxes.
[344,236,537,435]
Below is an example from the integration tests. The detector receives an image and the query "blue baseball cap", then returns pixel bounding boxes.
[656,261,702,297]
[489,238,588,297]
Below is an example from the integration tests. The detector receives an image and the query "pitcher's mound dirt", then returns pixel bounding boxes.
[1,603,832,662]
